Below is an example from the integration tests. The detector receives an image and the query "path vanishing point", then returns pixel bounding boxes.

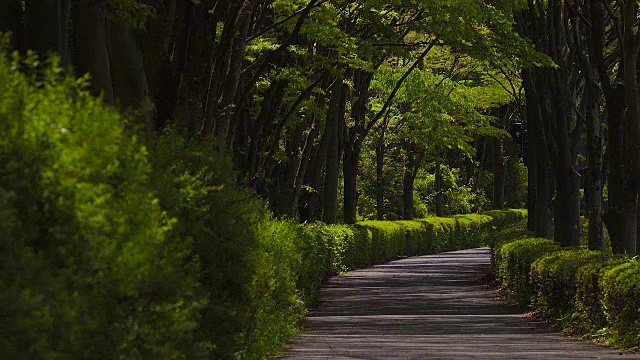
[280,248,639,359]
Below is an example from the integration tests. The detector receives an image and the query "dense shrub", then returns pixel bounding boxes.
[498,238,561,305]
[150,129,270,358]
[493,229,640,349]
[530,249,606,322]
[601,260,640,347]
[574,258,626,334]
[0,52,206,358]
[504,157,528,208]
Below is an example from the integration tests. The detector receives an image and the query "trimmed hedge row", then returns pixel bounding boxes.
[494,232,640,348]
[292,211,527,307]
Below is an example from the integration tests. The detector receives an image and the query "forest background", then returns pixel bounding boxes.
[2,0,640,358]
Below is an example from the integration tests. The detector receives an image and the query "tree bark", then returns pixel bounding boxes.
[73,0,114,104]
[403,145,418,220]
[322,82,347,224]
[25,0,71,66]
[376,137,385,220]
[435,158,443,217]
[343,144,360,224]
[0,0,24,50]
[492,137,506,210]
[106,14,153,134]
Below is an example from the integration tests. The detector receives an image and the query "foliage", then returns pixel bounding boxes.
[574,258,627,335]
[497,238,561,305]
[504,157,528,208]
[0,52,207,358]
[149,129,270,359]
[530,249,606,322]
[492,230,640,348]
[600,260,640,347]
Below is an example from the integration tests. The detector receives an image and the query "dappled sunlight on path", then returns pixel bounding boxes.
[280,248,638,359]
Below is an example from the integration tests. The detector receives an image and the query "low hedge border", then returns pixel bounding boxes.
[256,210,527,358]
[493,232,640,348]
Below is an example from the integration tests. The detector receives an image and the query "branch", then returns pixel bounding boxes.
[248,0,328,42]
[365,42,437,135]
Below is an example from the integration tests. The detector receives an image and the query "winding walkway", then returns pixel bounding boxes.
[280,248,638,359]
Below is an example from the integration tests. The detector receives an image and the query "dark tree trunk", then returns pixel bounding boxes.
[524,82,538,232]
[435,159,443,217]
[493,137,506,210]
[535,162,553,238]
[604,86,628,254]
[343,70,374,224]
[376,139,385,220]
[291,124,318,218]
[106,14,153,133]
[0,0,24,50]
[247,80,287,181]
[343,144,360,224]
[73,0,113,103]
[403,146,418,220]
[276,126,304,217]
[322,82,347,224]
[25,0,71,66]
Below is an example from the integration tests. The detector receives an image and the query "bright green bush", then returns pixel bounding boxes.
[601,260,640,347]
[358,221,406,264]
[574,258,627,334]
[484,208,528,228]
[498,238,561,305]
[150,129,270,358]
[243,219,304,358]
[530,249,606,323]
[504,157,528,208]
[0,52,206,358]
[296,223,353,301]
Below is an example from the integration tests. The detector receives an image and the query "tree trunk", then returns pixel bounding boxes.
[493,137,506,210]
[209,0,253,149]
[525,105,537,232]
[585,86,605,250]
[605,85,628,254]
[620,16,640,255]
[0,0,24,50]
[25,0,71,66]
[321,82,347,224]
[403,146,417,220]
[291,124,318,218]
[343,144,360,224]
[376,139,385,220]
[73,0,114,104]
[435,159,443,217]
[106,14,153,134]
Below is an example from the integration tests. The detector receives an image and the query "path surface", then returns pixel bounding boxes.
[280,248,638,359]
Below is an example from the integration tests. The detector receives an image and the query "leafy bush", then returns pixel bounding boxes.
[0,51,206,358]
[504,157,528,208]
[530,249,606,322]
[574,258,626,334]
[150,129,269,358]
[243,219,304,358]
[601,260,640,347]
[498,238,561,305]
[492,227,640,349]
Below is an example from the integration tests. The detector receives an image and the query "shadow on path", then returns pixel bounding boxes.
[279,248,638,359]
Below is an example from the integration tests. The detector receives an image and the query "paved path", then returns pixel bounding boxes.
[280,248,638,359]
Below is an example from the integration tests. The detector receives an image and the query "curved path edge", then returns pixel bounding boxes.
[279,248,638,359]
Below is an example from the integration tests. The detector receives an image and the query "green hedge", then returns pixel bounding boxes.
[498,238,561,305]
[0,50,207,358]
[601,260,640,347]
[493,233,640,348]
